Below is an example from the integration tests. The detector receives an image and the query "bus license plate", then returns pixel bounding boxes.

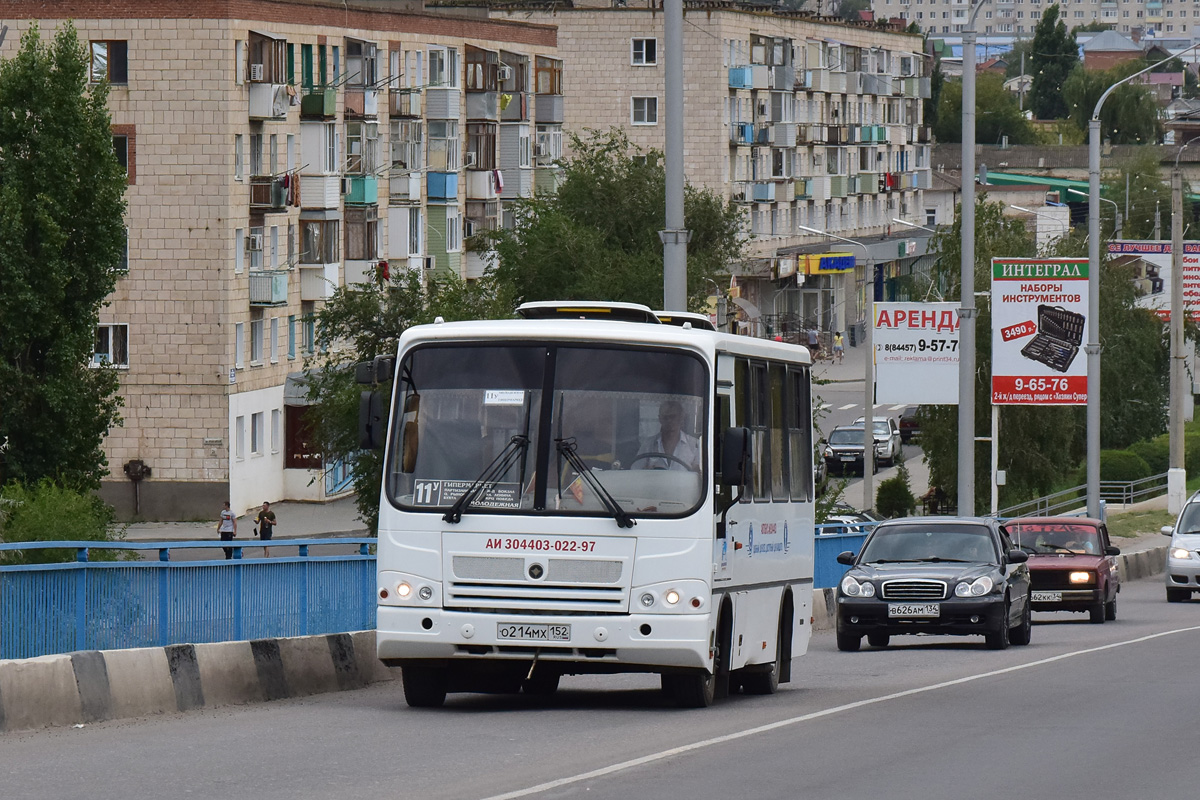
[1031,591,1062,602]
[888,603,940,618]
[497,623,571,642]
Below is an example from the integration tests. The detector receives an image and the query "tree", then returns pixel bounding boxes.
[1029,5,1079,120]
[0,25,127,491]
[933,73,1037,145]
[838,0,871,22]
[1063,62,1161,145]
[925,49,945,130]
[1003,39,1034,79]
[486,129,745,310]
[305,271,509,533]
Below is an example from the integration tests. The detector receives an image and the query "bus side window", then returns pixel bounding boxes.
[769,363,787,501]
[749,361,770,501]
[733,358,752,503]
[787,367,813,501]
[714,392,731,502]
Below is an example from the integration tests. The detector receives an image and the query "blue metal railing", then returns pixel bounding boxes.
[0,539,376,661]
[1,530,872,661]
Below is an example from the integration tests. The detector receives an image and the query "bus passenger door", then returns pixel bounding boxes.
[713,355,735,585]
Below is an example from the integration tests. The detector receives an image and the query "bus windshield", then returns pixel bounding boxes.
[385,343,709,519]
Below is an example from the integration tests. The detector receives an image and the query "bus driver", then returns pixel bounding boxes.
[635,399,700,472]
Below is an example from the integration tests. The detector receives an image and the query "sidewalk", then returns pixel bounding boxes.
[121,496,367,541]
[812,335,870,385]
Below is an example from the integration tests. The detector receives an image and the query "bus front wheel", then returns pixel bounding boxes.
[661,668,715,708]
[401,664,448,708]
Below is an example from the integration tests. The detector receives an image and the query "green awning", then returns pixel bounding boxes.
[985,170,1200,202]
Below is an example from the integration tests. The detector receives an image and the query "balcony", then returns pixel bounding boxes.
[466,169,500,201]
[390,171,421,202]
[249,83,289,120]
[249,176,288,212]
[344,175,378,205]
[827,126,844,145]
[769,123,797,148]
[501,91,529,122]
[427,172,459,202]
[301,88,336,118]
[389,89,421,118]
[916,125,932,144]
[770,65,795,91]
[534,93,563,124]
[830,176,850,198]
[249,270,288,306]
[534,165,563,195]
[467,91,500,120]
[752,182,775,203]
[345,87,379,118]
[857,172,880,195]
[731,182,753,204]
[299,263,339,302]
[300,175,341,209]
[425,87,461,119]
[729,66,753,89]
[731,121,754,145]
[795,179,812,200]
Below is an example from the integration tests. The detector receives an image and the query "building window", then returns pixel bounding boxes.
[251,412,264,456]
[631,38,658,66]
[285,406,321,469]
[466,123,498,171]
[447,207,462,253]
[270,317,279,363]
[250,315,264,365]
[117,227,129,274]
[926,208,937,226]
[249,132,264,177]
[235,322,245,369]
[90,41,128,84]
[345,207,379,261]
[235,416,246,461]
[271,408,282,453]
[427,120,460,171]
[536,125,563,165]
[631,96,658,125]
[391,120,424,173]
[519,130,532,168]
[235,228,245,274]
[93,324,129,367]
[408,207,423,255]
[300,219,339,264]
[345,121,379,174]
[301,301,316,355]
[428,46,460,88]
[235,134,244,180]
[287,314,297,359]
[247,226,264,271]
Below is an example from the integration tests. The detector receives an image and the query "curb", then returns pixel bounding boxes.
[0,631,395,734]
[811,545,1169,633]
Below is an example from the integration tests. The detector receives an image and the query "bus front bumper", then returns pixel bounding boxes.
[376,606,712,671]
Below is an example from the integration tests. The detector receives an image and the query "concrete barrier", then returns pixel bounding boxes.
[0,631,396,734]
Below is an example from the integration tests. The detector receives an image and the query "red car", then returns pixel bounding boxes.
[1006,516,1121,623]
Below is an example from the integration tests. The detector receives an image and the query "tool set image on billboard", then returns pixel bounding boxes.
[1020,304,1084,373]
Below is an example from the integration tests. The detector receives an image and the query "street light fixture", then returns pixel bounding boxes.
[1066,188,1121,238]
[797,224,876,512]
[892,217,937,234]
[1086,41,1200,518]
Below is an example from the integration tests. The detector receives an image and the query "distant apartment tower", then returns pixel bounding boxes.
[487,0,933,341]
[3,0,563,519]
[877,0,1193,39]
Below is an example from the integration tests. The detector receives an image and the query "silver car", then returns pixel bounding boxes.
[853,416,903,467]
[1163,490,1200,602]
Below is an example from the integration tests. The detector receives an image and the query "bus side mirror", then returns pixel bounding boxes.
[359,390,387,450]
[355,355,396,385]
[721,426,751,486]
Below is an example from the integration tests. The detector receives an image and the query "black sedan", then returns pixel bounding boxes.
[835,517,1032,651]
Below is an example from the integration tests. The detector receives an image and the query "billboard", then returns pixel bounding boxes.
[991,258,1089,406]
[1106,240,1200,323]
[873,302,961,405]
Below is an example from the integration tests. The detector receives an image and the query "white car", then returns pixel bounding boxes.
[1164,490,1200,602]
[853,416,902,467]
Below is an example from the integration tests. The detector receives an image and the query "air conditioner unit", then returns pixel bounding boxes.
[249,63,264,82]
[464,151,477,168]
[247,233,264,251]
[423,256,436,270]
[497,65,513,82]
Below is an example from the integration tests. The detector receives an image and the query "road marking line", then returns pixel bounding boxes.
[480,626,1200,800]
[888,404,906,411]
[838,404,857,410]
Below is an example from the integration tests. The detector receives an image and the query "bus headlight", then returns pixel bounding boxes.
[665,590,680,605]
[396,582,413,598]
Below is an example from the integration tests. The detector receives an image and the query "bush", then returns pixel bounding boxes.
[1128,438,1170,475]
[1187,434,1200,476]
[1098,449,1151,483]
[0,480,122,565]
[876,465,917,518]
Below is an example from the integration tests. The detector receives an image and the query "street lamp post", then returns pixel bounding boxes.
[959,0,988,517]
[798,224,874,510]
[1066,188,1121,239]
[1086,43,1200,518]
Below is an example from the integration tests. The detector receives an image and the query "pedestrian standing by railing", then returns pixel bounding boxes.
[217,500,237,559]
[255,501,277,557]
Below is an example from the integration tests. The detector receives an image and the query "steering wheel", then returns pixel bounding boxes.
[627,452,696,471]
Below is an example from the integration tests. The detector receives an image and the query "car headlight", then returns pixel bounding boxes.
[1069,571,1095,584]
[823,446,833,458]
[955,576,994,597]
[840,576,876,597]
[1171,547,1192,560]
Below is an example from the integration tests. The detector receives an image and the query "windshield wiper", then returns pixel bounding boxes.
[868,557,973,563]
[443,435,530,524]
[556,437,635,529]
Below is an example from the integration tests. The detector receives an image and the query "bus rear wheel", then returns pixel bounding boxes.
[401,665,448,708]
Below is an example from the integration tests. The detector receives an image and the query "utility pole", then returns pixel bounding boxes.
[1170,169,1187,513]
[660,0,689,311]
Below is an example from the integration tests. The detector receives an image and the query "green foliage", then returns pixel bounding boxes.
[1128,437,1169,474]
[486,129,745,310]
[1075,21,1116,33]
[925,55,944,130]
[1098,449,1151,482]
[1063,62,1161,145]
[838,0,871,21]
[0,480,123,564]
[1103,148,1184,240]
[0,24,127,490]
[1186,435,1200,476]
[1034,119,1086,146]
[306,271,508,534]
[1003,39,1034,79]
[876,464,917,518]
[1029,5,1080,120]
[933,73,1036,145]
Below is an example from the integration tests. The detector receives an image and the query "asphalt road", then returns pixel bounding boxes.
[3,577,1196,800]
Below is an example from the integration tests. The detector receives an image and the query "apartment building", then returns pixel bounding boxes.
[880,0,1198,39]
[487,0,932,341]
[3,1,563,519]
